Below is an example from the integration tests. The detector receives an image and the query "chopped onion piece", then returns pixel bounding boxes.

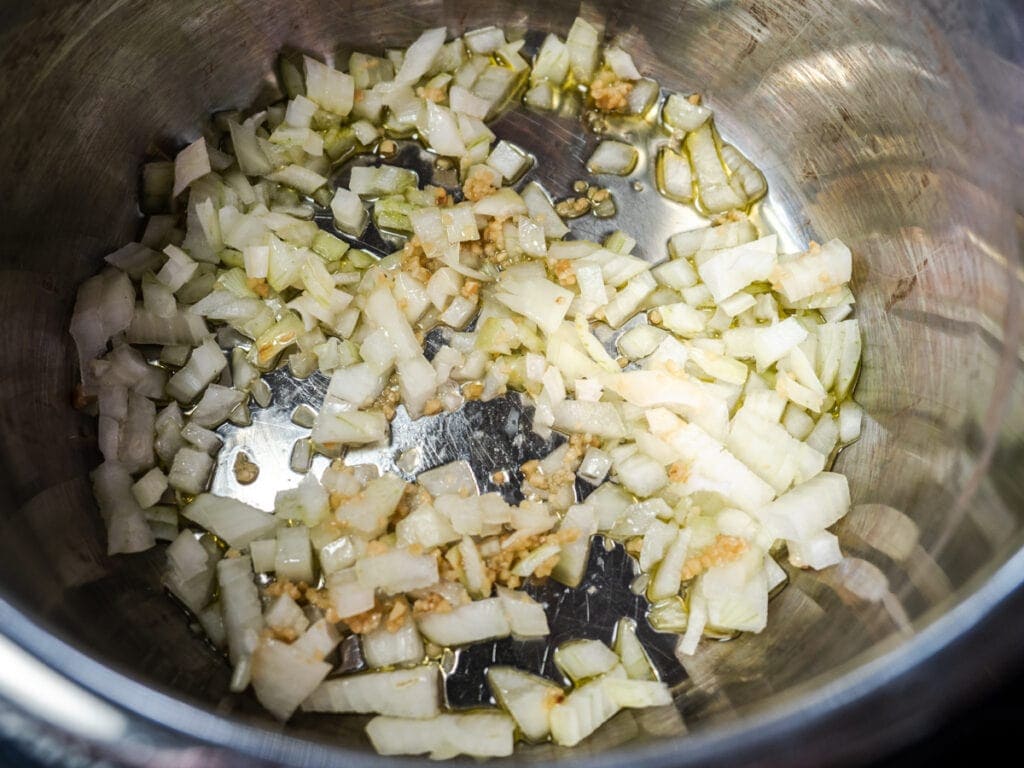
[656,147,693,202]
[493,270,572,335]
[311,401,389,453]
[395,28,448,85]
[349,165,418,197]
[356,547,439,594]
[417,598,511,646]
[701,548,768,632]
[266,165,328,195]
[181,422,223,454]
[104,243,162,280]
[626,78,660,115]
[190,384,246,428]
[603,271,656,328]
[91,462,156,555]
[304,56,355,116]
[173,137,211,198]
[549,674,622,747]
[697,235,778,303]
[554,639,620,682]
[603,46,641,80]
[751,471,850,542]
[648,527,691,601]
[157,245,198,292]
[487,666,563,742]
[721,143,768,203]
[788,530,843,570]
[669,219,758,259]
[167,447,214,496]
[531,34,570,86]
[615,452,668,498]
[417,459,478,497]
[685,124,745,213]
[587,140,639,176]
[578,447,612,485]
[604,678,672,709]
[131,467,167,509]
[228,121,273,176]
[553,400,627,439]
[182,493,277,548]
[662,93,711,132]
[772,239,852,303]
[648,598,688,633]
[274,525,314,584]
[166,337,227,403]
[552,504,598,587]
[566,16,601,85]
[318,534,366,575]
[250,539,277,574]
[418,101,466,157]
[146,506,178,541]
[486,140,532,182]
[326,568,376,619]
[303,665,441,718]
[449,84,491,119]
[330,188,367,235]
[163,530,218,612]
[496,586,550,638]
[473,186,528,218]
[522,182,570,239]
[614,618,656,681]
[251,636,334,721]
[264,594,310,637]
[397,505,462,552]
[335,473,406,537]
[647,409,776,512]
[465,25,506,54]
[839,399,863,443]
[728,407,825,492]
[753,317,808,372]
[806,412,840,457]
[218,555,262,692]
[361,613,425,668]
[365,712,514,759]
[327,364,388,408]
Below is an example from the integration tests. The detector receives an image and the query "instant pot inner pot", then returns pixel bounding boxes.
[0,0,1021,765]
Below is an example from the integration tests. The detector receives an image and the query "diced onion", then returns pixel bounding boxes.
[566,16,601,85]
[72,16,865,758]
[549,673,622,747]
[361,614,425,668]
[586,140,639,176]
[487,666,563,742]
[613,618,655,681]
[304,56,355,116]
[365,712,514,759]
[417,598,511,646]
[303,665,441,718]
[173,137,212,198]
[661,93,711,132]
[554,639,620,682]
[182,493,277,547]
[251,635,334,720]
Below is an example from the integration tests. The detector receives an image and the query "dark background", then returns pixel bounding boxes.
[876,669,1024,767]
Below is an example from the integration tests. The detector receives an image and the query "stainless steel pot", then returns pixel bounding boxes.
[0,0,1021,765]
